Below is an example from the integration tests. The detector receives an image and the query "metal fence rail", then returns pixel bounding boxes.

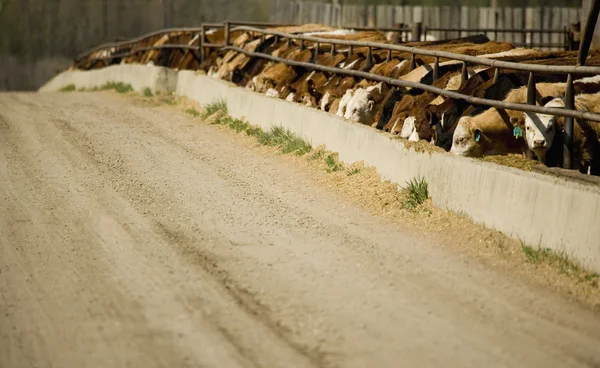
[424,27,572,50]
[71,15,600,171]
[232,25,600,75]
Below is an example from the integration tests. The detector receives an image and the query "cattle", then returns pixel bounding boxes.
[426,71,523,151]
[523,93,600,174]
[376,69,473,139]
[449,76,600,157]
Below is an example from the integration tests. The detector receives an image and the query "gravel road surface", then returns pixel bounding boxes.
[1,92,599,368]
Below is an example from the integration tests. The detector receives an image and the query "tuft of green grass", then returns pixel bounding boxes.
[162,96,178,105]
[255,126,312,156]
[143,87,153,97]
[185,108,201,117]
[59,84,76,92]
[324,154,344,172]
[402,176,429,210]
[99,82,134,93]
[520,242,600,287]
[200,100,228,119]
[201,104,311,156]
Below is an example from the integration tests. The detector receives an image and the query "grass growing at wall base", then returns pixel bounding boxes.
[201,100,312,156]
[71,82,135,94]
[59,84,76,92]
[521,242,600,287]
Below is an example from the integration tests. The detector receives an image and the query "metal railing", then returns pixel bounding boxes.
[72,16,600,171]
[75,21,416,65]
[423,27,572,51]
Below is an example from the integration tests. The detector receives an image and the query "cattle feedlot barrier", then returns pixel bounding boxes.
[231,26,600,75]
[75,21,412,64]
[223,45,600,123]
[72,15,600,170]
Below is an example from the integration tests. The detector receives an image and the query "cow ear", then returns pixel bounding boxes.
[540,96,555,106]
[367,100,375,111]
[474,128,482,143]
[510,116,520,127]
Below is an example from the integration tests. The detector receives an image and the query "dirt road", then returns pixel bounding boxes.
[1,92,599,368]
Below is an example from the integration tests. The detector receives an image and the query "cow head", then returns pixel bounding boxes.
[450,116,484,157]
[427,103,467,151]
[344,88,375,124]
[524,96,561,163]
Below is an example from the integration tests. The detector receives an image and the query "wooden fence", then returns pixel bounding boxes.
[269,0,581,49]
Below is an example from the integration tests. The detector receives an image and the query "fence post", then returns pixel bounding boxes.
[411,22,422,42]
[460,62,469,85]
[312,42,320,63]
[433,57,439,81]
[363,46,373,71]
[525,72,536,160]
[563,74,575,170]
[199,25,205,64]
[526,72,536,105]
[224,21,231,46]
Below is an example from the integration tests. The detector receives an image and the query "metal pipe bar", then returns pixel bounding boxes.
[76,26,217,60]
[426,27,568,33]
[232,26,600,74]
[85,44,201,62]
[224,45,600,122]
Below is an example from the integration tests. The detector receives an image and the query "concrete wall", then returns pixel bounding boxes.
[40,65,600,274]
[40,64,178,95]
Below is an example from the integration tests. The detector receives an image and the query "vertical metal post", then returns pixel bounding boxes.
[224,21,231,46]
[411,22,422,42]
[409,52,416,71]
[493,67,499,84]
[432,56,439,81]
[365,46,373,68]
[461,61,469,85]
[199,26,205,64]
[331,43,336,55]
[386,49,392,62]
[526,72,536,105]
[563,74,575,170]
[312,42,320,63]
[494,12,499,40]
[299,39,304,51]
